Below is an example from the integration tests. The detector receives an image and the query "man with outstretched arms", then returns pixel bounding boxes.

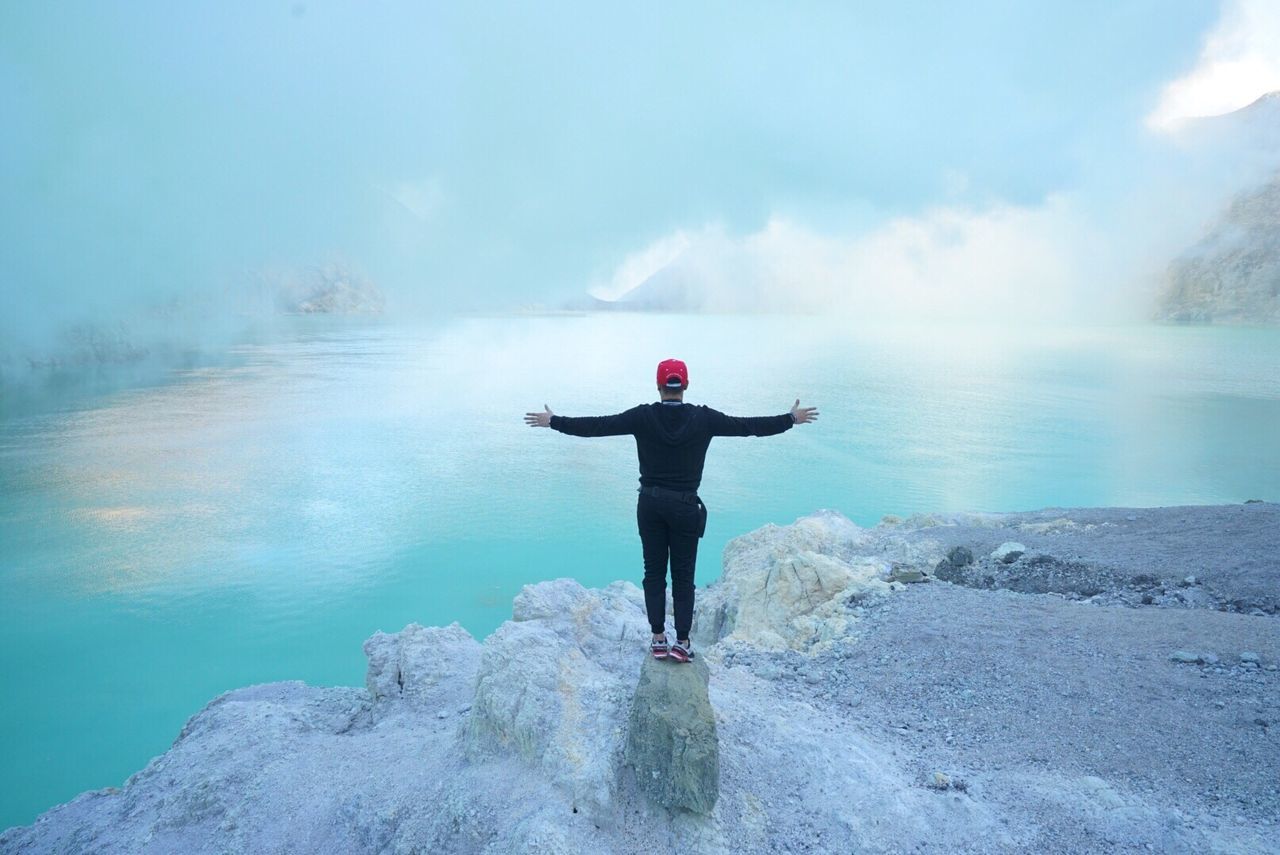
[525,358,819,663]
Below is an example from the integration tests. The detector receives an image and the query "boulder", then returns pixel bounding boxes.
[692,511,894,652]
[696,548,888,652]
[624,655,719,815]
[693,511,949,652]
[946,545,974,567]
[991,542,1027,563]
[933,558,960,581]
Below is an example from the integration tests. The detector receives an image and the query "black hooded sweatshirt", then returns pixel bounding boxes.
[549,403,793,493]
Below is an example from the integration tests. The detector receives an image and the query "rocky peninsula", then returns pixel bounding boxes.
[3,503,1277,854]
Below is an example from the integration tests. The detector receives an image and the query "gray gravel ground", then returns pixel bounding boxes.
[902,502,1278,613]
[721,502,1280,852]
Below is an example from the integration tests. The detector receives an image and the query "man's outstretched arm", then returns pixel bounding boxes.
[524,404,640,437]
[708,399,819,436]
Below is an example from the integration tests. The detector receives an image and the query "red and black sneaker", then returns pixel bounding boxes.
[668,639,694,663]
[650,637,670,659]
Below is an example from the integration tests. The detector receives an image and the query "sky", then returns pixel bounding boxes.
[1,0,1277,347]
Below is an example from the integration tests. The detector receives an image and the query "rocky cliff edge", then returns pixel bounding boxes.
[3,504,1277,853]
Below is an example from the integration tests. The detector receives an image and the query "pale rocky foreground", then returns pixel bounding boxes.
[3,504,1277,854]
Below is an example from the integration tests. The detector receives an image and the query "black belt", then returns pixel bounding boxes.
[638,485,701,505]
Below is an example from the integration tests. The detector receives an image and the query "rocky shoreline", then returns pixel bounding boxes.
[3,503,1277,853]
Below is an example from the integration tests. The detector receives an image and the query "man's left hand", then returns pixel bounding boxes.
[790,399,819,424]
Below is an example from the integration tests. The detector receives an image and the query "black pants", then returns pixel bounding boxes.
[637,493,701,639]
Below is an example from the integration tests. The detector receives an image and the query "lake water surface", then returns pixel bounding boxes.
[2,313,1278,828]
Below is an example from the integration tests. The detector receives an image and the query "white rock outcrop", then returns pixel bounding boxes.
[464,579,650,822]
[0,512,978,853]
[694,509,942,651]
[363,622,481,715]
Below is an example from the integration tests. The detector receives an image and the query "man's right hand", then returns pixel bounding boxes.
[524,404,554,428]
[790,399,819,425]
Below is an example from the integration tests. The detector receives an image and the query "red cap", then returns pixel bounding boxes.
[656,358,688,389]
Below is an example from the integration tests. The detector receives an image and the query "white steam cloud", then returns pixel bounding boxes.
[1148,0,1280,131]
[596,188,1224,324]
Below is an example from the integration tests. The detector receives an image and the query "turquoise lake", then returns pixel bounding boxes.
[2,313,1278,829]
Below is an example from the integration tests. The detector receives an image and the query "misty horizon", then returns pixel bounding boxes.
[3,1,1280,391]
